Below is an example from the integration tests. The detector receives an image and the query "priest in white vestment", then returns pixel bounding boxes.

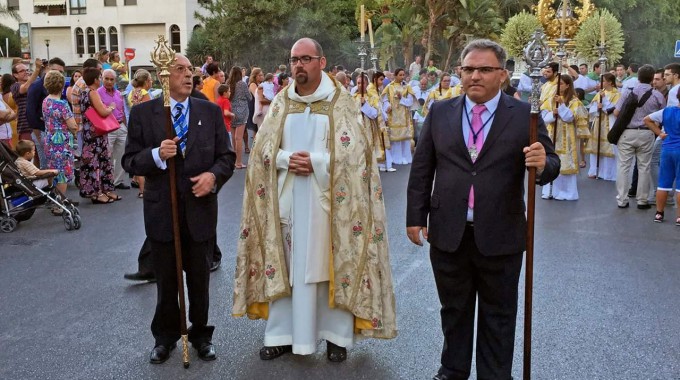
[232,38,397,363]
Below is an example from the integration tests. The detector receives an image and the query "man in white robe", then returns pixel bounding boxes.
[264,48,355,359]
[232,38,397,363]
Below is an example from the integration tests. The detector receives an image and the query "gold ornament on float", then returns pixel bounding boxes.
[535,0,595,41]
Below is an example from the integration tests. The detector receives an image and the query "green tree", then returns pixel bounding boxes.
[500,11,542,59]
[443,0,503,70]
[574,9,624,64]
[190,0,359,71]
[594,0,680,66]
[374,0,426,70]
[0,24,21,57]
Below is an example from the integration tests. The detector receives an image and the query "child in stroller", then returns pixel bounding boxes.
[14,140,59,198]
[0,140,81,232]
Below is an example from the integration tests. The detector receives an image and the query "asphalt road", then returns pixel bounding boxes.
[1,162,678,380]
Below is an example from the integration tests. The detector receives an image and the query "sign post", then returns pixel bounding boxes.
[124,48,136,79]
[675,40,680,58]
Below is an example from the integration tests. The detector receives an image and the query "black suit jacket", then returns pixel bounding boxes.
[122,97,235,243]
[406,94,560,256]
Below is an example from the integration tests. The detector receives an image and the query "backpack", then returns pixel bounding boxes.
[607,89,653,144]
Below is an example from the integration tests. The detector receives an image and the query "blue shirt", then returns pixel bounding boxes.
[462,90,501,146]
[649,107,680,150]
[462,91,501,221]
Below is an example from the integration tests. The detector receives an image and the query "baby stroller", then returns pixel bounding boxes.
[0,141,81,232]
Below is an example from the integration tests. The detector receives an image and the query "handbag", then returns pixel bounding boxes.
[607,89,653,144]
[85,107,120,136]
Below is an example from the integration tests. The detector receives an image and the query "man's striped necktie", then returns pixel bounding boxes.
[173,103,188,157]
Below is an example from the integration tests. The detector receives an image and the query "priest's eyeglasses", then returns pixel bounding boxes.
[461,66,505,75]
[289,56,322,65]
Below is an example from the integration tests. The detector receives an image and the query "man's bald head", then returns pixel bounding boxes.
[292,38,324,57]
[169,53,193,101]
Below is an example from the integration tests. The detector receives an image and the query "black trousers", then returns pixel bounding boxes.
[149,233,215,346]
[430,225,523,380]
[138,237,222,273]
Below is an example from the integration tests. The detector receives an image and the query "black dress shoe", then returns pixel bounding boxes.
[131,181,140,189]
[210,260,221,272]
[326,341,347,362]
[150,343,176,364]
[124,271,156,282]
[195,342,216,361]
[618,203,630,209]
[115,183,131,190]
[259,345,292,360]
[637,204,651,209]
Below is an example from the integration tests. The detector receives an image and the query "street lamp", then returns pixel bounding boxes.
[45,39,50,60]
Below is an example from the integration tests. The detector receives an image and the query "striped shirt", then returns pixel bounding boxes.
[69,78,89,131]
[10,82,29,134]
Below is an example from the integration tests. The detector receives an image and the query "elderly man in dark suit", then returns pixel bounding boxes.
[123,54,235,364]
[406,40,560,380]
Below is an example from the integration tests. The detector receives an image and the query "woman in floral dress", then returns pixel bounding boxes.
[42,70,78,200]
[79,67,118,204]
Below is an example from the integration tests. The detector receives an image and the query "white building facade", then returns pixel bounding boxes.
[10,0,206,67]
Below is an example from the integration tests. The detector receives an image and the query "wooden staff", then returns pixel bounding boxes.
[522,29,553,380]
[524,97,538,380]
[151,35,190,369]
[595,74,605,178]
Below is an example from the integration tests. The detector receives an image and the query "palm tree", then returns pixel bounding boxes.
[442,0,503,70]
[423,0,449,63]
[375,0,425,71]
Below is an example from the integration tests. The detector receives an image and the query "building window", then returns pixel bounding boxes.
[104,0,116,6]
[97,27,106,50]
[7,0,19,11]
[109,27,119,52]
[70,0,86,15]
[75,27,84,55]
[86,27,95,54]
[124,0,137,5]
[170,25,181,52]
[47,5,67,16]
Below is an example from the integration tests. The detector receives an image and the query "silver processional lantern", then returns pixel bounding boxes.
[523,29,553,114]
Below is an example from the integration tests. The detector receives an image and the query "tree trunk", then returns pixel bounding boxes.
[424,0,437,63]
[444,37,455,72]
[403,39,413,72]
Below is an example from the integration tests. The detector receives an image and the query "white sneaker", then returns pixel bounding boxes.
[387,168,397,172]
[379,167,387,172]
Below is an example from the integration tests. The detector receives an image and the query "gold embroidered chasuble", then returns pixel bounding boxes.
[381,82,416,142]
[353,90,388,163]
[232,75,397,339]
[585,89,621,158]
[423,86,463,117]
[541,97,589,175]
[540,78,558,106]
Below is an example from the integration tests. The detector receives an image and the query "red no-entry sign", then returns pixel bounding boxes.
[124,48,136,61]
